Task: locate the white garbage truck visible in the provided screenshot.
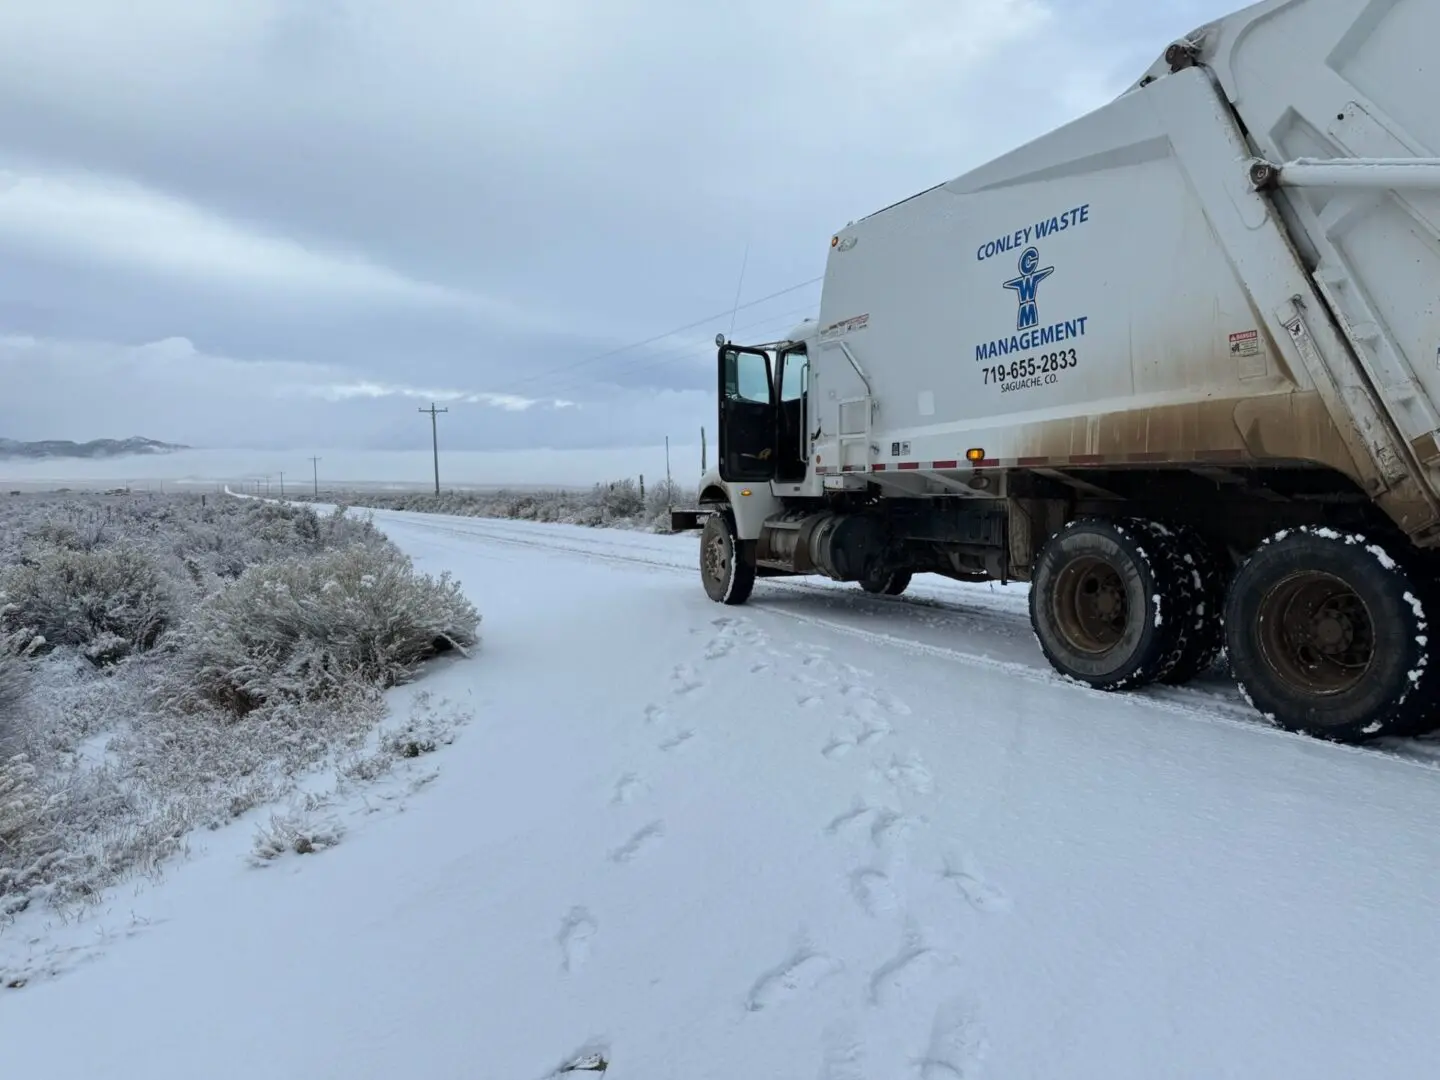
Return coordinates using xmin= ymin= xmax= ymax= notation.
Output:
xmin=674 ymin=0 xmax=1440 ymax=744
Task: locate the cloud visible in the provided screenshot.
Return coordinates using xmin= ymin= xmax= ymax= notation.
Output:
xmin=0 ymin=0 xmax=1218 ymax=471
xmin=288 ymin=379 xmax=576 ymax=412
xmin=0 ymin=163 xmax=556 ymax=332
xmin=0 ymin=333 xmax=668 ymax=453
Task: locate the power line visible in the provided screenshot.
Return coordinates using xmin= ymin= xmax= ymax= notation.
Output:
xmin=727 ymin=243 xmax=750 ymax=338
xmin=537 ymin=304 xmax=820 ymax=400
xmin=489 ymin=275 xmax=822 ymax=396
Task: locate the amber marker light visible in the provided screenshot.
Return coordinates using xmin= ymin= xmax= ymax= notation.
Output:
xmin=966 ymin=448 xmax=985 ymax=462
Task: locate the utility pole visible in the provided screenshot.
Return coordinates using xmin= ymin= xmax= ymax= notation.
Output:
xmin=309 ymin=456 xmax=321 ymax=498
xmin=419 ymin=403 xmax=448 ymax=495
xmin=701 ymin=426 xmax=707 ymax=474
xmin=278 ymin=471 xmax=285 ymax=498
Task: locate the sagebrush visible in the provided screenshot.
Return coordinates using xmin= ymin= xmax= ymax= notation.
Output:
xmin=306 ymin=476 xmax=698 ymax=532
xmin=0 ymin=491 xmax=480 ymax=916
xmin=165 ymin=542 xmax=479 ymax=715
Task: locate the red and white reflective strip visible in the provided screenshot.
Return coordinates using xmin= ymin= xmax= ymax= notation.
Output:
xmin=815 ymin=448 xmax=1250 ymax=475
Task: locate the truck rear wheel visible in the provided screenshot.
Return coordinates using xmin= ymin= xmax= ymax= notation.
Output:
xmin=1157 ymin=525 xmax=1228 ymax=686
xmin=860 ymin=569 xmax=912 ymax=596
xmin=1223 ymin=527 xmax=1436 ymax=742
xmin=1029 ymin=517 xmax=1187 ymax=691
xmin=700 ymin=510 xmax=756 ymax=605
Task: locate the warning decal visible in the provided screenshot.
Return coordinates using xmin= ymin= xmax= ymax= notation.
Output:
xmin=1229 ymin=330 xmax=1261 ymax=357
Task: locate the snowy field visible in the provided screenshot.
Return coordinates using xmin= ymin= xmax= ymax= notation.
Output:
xmin=0 ymin=444 xmax=700 ymax=492
xmin=5 ymin=504 xmax=1440 ymax=1078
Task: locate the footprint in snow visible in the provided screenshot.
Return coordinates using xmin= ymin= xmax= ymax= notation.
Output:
xmin=825 ymin=799 xmax=921 ymax=850
xmin=818 ymin=1019 xmax=866 ymax=1080
xmin=609 ymin=821 xmax=665 ymax=863
xmin=882 ymin=753 xmax=934 ymax=796
xmin=941 ymin=856 xmax=1012 ymax=914
xmin=868 ymin=923 xmax=959 ymax=1007
xmin=557 ymin=907 xmax=597 ymax=973
xmin=857 ymin=720 xmax=892 ymax=747
xmin=916 ymin=998 xmax=989 ymax=1079
xmin=671 ymin=664 xmax=705 ymax=695
xmin=744 ymin=945 xmax=840 ymax=1012
xmin=825 ymin=798 xmax=875 ymax=836
xmin=841 ymin=684 xmax=913 ymax=716
xmin=704 ymin=637 xmax=735 ymax=661
xmin=823 ymin=717 xmax=892 ymax=760
xmin=611 ymin=774 xmax=643 ymax=805
xmin=869 ymin=806 xmax=922 ymax=849
xmin=658 ymin=729 xmax=694 ymax=752
xmin=848 ymin=867 xmax=900 ymax=917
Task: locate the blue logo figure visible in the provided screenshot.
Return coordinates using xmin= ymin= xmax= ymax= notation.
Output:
xmin=1003 ymin=246 xmax=1054 ymax=331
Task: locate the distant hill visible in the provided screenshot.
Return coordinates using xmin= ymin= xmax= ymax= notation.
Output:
xmin=0 ymin=437 xmax=190 ymax=460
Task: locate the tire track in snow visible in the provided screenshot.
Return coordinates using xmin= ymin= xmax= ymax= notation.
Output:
xmin=351 ymin=508 xmax=1361 ymax=702
xmin=378 ymin=513 xmax=1440 ymax=773
xmin=757 ymin=604 xmax=1440 ymax=775
xmin=379 ymin=514 xmax=1244 ymax=705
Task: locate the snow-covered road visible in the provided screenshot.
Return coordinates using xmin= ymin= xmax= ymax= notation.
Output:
xmin=6 ymin=508 xmax=1440 ymax=1078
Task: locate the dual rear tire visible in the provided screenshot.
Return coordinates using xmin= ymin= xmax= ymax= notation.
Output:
xmin=1030 ymin=518 xmax=1438 ymax=743
xmin=1224 ymin=527 xmax=1435 ymax=742
xmin=1029 ymin=517 xmax=1196 ymax=691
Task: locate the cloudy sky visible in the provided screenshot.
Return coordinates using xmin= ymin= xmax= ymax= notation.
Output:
xmin=0 ymin=0 xmax=1223 ymax=456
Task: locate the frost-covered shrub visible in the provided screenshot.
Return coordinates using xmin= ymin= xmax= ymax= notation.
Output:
xmin=0 ymin=753 xmax=56 ymax=901
xmin=0 ymin=544 xmax=178 ymax=655
xmin=167 ymin=542 xmax=480 ymax=715
xmin=594 ymin=478 xmax=645 ymax=520
xmin=310 ymin=476 xmax=701 ymax=532
xmin=0 ymin=492 xmax=480 ymax=914
xmin=0 ymin=650 xmax=27 ymax=748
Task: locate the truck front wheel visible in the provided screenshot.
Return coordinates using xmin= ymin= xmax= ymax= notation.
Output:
xmin=1223 ymin=527 xmax=1437 ymax=742
xmin=1029 ymin=517 xmax=1187 ymax=691
xmin=700 ymin=510 xmax=756 ymax=605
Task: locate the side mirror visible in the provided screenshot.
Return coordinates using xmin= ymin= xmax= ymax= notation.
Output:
xmin=715 ymin=333 xmax=726 ymax=347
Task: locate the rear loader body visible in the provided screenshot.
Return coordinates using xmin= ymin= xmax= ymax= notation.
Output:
xmin=680 ymin=0 xmax=1440 ymax=744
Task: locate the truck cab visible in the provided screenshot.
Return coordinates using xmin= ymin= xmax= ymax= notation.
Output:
xmin=672 ymin=323 xmax=825 ymax=537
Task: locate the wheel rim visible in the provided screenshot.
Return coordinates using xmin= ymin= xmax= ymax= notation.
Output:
xmin=1256 ymin=570 xmax=1375 ymax=697
xmin=703 ymin=528 xmax=730 ymax=588
xmin=1053 ymin=555 xmax=1130 ymax=654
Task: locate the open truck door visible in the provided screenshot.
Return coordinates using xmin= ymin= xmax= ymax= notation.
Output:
xmin=717 ymin=341 xmax=777 ymax=483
